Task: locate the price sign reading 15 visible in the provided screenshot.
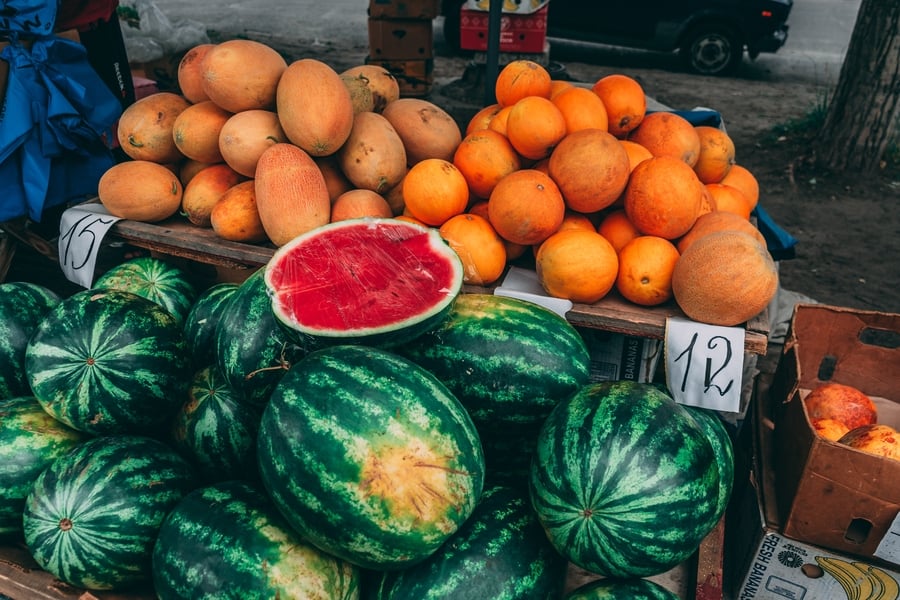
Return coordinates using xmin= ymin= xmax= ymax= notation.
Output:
xmin=664 ymin=317 xmax=745 ymax=413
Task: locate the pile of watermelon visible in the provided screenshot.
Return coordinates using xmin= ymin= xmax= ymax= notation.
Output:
xmin=0 ymin=218 xmax=735 ymax=597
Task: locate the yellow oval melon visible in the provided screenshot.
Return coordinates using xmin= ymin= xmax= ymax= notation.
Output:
xmin=181 ymin=163 xmax=246 ymax=227
xmin=218 ymin=109 xmax=287 ymax=177
xmin=210 ymin=180 xmax=268 ymax=243
xmin=337 ymin=111 xmax=408 ymax=194
xmin=177 ymin=43 xmax=215 ymax=104
xmin=381 ymin=98 xmax=463 ymax=166
xmin=98 ymin=160 xmax=183 ymax=222
xmin=200 ymin=39 xmax=287 ymax=113
xmin=172 ymin=100 xmax=232 ymax=164
xmin=116 ymin=92 xmax=191 ymax=163
xmin=339 ymin=65 xmax=400 ymax=113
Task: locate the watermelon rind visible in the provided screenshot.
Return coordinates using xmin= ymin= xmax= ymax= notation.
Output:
xmin=684 ymin=405 xmax=736 ymax=524
xmin=529 ymin=380 xmax=720 ymax=578
xmin=0 ymin=281 xmax=61 ymax=399
xmin=169 ymin=365 xmax=261 ymax=483
xmin=564 ymin=577 xmax=681 ymax=600
xmin=182 ymin=282 xmax=239 ymax=370
xmin=0 ymin=396 xmax=86 ymax=540
xmin=22 ymin=435 xmax=196 ymax=590
xmin=264 ymin=218 xmax=464 ymax=350
xmin=366 ymin=484 xmax=567 ymax=599
xmin=257 ymin=344 xmax=485 ymax=571
xmin=24 ymin=289 xmax=193 ymax=435
xmin=152 ymin=480 xmax=360 ymax=600
xmin=94 ymin=256 xmax=198 ymax=325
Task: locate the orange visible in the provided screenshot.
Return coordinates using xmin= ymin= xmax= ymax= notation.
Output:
xmin=488 ymin=169 xmax=565 ymax=246
xmin=548 ymin=129 xmax=630 ymax=213
xmin=551 ymin=86 xmax=609 ymax=134
xmin=698 ymin=183 xmax=718 ymax=216
xmin=486 ymin=105 xmax=513 ymax=137
xmin=597 ymin=208 xmax=642 ymax=253
xmin=705 ymin=183 xmax=752 ymax=219
xmin=505 ymin=96 xmax=567 ymax=161
xmin=535 ymin=229 xmax=619 ymax=303
xmin=676 ymin=210 xmax=767 ymax=254
xmin=395 ymin=214 xmax=428 ymax=227
xmin=402 ymin=158 xmax=469 ymax=226
xmin=619 ymin=139 xmax=654 ymax=173
xmin=439 ymin=213 xmax=507 ymax=285
xmin=628 ymin=111 xmax=702 ymax=166
xmin=624 ymin=156 xmax=703 ymax=239
xmin=469 ymin=200 xmax=528 ymax=260
xmin=591 ymin=74 xmax=647 ymax=138
xmin=693 ymin=125 xmax=736 ymax=183
xmin=453 ymin=129 xmax=522 ymax=199
xmin=330 ymin=189 xmax=394 ymax=222
xmin=549 ymin=79 xmax=575 ymax=99
xmin=466 ymin=103 xmax=503 ymax=135
xmin=615 ymin=235 xmax=681 ymax=306
xmin=720 ymin=164 xmax=760 ymax=211
xmin=494 ymin=59 xmax=552 ymax=107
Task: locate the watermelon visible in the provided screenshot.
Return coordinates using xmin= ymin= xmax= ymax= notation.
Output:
xmin=365 ymin=484 xmax=567 ymax=599
xmin=257 ymin=344 xmax=485 ymax=570
xmin=0 ymin=396 xmax=86 ymax=540
xmin=215 ymin=269 xmax=305 ymax=411
xmin=24 ymin=289 xmax=193 ymax=435
xmin=169 ymin=365 xmax=261 ymax=483
xmin=153 ymin=480 xmax=360 ymax=599
xmin=529 ymin=380 xmax=720 ymax=578
xmin=94 ymin=256 xmax=198 ymax=325
xmin=182 ymin=282 xmax=238 ymax=369
xmin=564 ymin=577 xmax=681 ymax=600
xmin=397 ymin=293 xmax=591 ymax=431
xmin=684 ymin=405 xmax=736 ymax=524
xmin=0 ymin=281 xmax=61 ymax=399
xmin=264 ymin=218 xmax=464 ymax=350
xmin=22 ymin=435 xmax=196 ymax=590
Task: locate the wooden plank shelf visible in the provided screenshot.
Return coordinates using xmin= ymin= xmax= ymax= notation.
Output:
xmin=107 ymin=217 xmax=770 ymax=355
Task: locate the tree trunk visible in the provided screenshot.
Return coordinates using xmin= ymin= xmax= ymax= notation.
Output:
xmin=814 ymin=0 xmax=900 ymax=173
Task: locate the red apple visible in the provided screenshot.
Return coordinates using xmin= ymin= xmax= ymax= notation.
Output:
xmin=811 ymin=417 xmax=851 ymax=442
xmin=839 ymin=424 xmax=900 ymax=461
xmin=804 ymin=382 xmax=877 ymax=431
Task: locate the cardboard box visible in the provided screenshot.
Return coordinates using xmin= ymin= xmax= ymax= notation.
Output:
xmin=368 ymin=0 xmax=440 ymax=20
xmin=577 ymin=327 xmax=662 ymax=383
xmin=725 ymin=364 xmax=900 ymax=598
xmin=365 ymin=57 xmax=434 ymax=97
xmin=771 ymin=304 xmax=900 ymax=564
xmin=464 ymin=0 xmax=550 ymax=15
xmin=459 ymin=4 xmax=548 ymax=53
xmin=368 ymin=17 xmax=434 ymax=60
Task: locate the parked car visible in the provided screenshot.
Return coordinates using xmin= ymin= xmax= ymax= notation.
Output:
xmin=439 ymin=0 xmax=793 ymax=76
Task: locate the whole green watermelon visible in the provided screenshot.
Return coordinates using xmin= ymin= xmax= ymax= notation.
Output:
xmin=182 ymin=282 xmax=238 ymax=370
xmin=169 ymin=365 xmax=261 ymax=483
xmin=94 ymin=256 xmax=198 ymax=325
xmin=0 ymin=281 xmax=61 ymax=398
xmin=684 ymin=405 xmax=735 ymax=524
xmin=153 ymin=480 xmax=360 ymax=599
xmin=0 ymin=396 xmax=86 ymax=540
xmin=529 ymin=380 xmax=720 ymax=578
xmin=258 ymin=344 xmax=485 ymax=571
xmin=366 ymin=484 xmax=567 ymax=599
xmin=24 ymin=289 xmax=192 ymax=435
xmin=23 ymin=435 xmax=196 ymax=590
xmin=564 ymin=577 xmax=681 ymax=599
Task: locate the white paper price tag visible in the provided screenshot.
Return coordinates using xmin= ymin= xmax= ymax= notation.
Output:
xmin=58 ymin=203 xmax=122 ymax=289
xmin=664 ymin=316 xmax=744 ymax=413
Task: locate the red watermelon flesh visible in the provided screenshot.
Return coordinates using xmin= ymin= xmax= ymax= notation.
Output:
xmin=264 ymin=218 xmax=464 ymax=348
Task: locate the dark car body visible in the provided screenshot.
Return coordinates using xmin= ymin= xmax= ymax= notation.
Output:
xmin=441 ymin=0 xmax=793 ymax=76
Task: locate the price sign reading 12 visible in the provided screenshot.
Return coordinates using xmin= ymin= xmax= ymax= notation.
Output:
xmin=664 ymin=316 xmax=745 ymax=413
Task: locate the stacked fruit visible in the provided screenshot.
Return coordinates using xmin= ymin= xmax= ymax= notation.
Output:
xmin=805 ymin=382 xmax=900 ymax=459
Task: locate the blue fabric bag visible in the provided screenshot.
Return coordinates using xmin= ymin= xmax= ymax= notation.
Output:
xmin=0 ymin=0 xmax=58 ymax=37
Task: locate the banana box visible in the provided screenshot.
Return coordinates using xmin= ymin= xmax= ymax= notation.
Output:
xmin=464 ymin=0 xmax=549 ymax=15
xmin=459 ymin=4 xmax=548 ymax=53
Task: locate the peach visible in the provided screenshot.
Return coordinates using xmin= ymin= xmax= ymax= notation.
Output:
xmin=839 ymin=424 xmax=900 ymax=461
xmin=804 ymin=382 xmax=877 ymax=431
xmin=811 ymin=417 xmax=851 ymax=442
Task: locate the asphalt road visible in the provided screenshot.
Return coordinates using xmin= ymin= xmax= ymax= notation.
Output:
xmin=144 ymin=0 xmax=861 ymax=84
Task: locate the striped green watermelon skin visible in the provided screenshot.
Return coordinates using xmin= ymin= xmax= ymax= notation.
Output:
xmin=215 ymin=269 xmax=304 ymax=411
xmin=152 ymin=480 xmax=360 ymax=600
xmin=397 ymin=293 xmax=591 ymax=431
xmin=169 ymin=365 xmax=261 ymax=483
xmin=182 ymin=282 xmax=238 ymax=370
xmin=366 ymin=484 xmax=567 ymax=599
xmin=529 ymin=380 xmax=719 ymax=578
xmin=0 ymin=396 xmax=86 ymax=540
xmin=564 ymin=577 xmax=681 ymax=600
xmin=94 ymin=257 xmax=198 ymax=325
xmin=24 ymin=289 xmax=193 ymax=435
xmin=684 ymin=405 xmax=735 ymax=524
xmin=0 ymin=282 xmax=61 ymax=399
xmin=22 ymin=435 xmax=196 ymax=590
xmin=257 ymin=344 xmax=485 ymax=571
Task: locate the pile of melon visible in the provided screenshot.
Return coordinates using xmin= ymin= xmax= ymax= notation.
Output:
xmin=98 ymin=38 xmax=777 ymax=328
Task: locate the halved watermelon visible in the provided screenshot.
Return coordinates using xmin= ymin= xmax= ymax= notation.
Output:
xmin=263 ymin=218 xmax=464 ymax=349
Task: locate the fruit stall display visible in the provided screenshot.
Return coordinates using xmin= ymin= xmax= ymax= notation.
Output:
xmin=0 ymin=39 xmax=785 ymax=598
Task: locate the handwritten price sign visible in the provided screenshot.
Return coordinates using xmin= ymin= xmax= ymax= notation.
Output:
xmin=58 ymin=204 xmax=122 ymax=288
xmin=664 ymin=317 xmax=745 ymax=413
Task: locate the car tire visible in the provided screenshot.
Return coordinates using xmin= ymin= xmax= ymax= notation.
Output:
xmin=680 ymin=25 xmax=743 ymax=76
